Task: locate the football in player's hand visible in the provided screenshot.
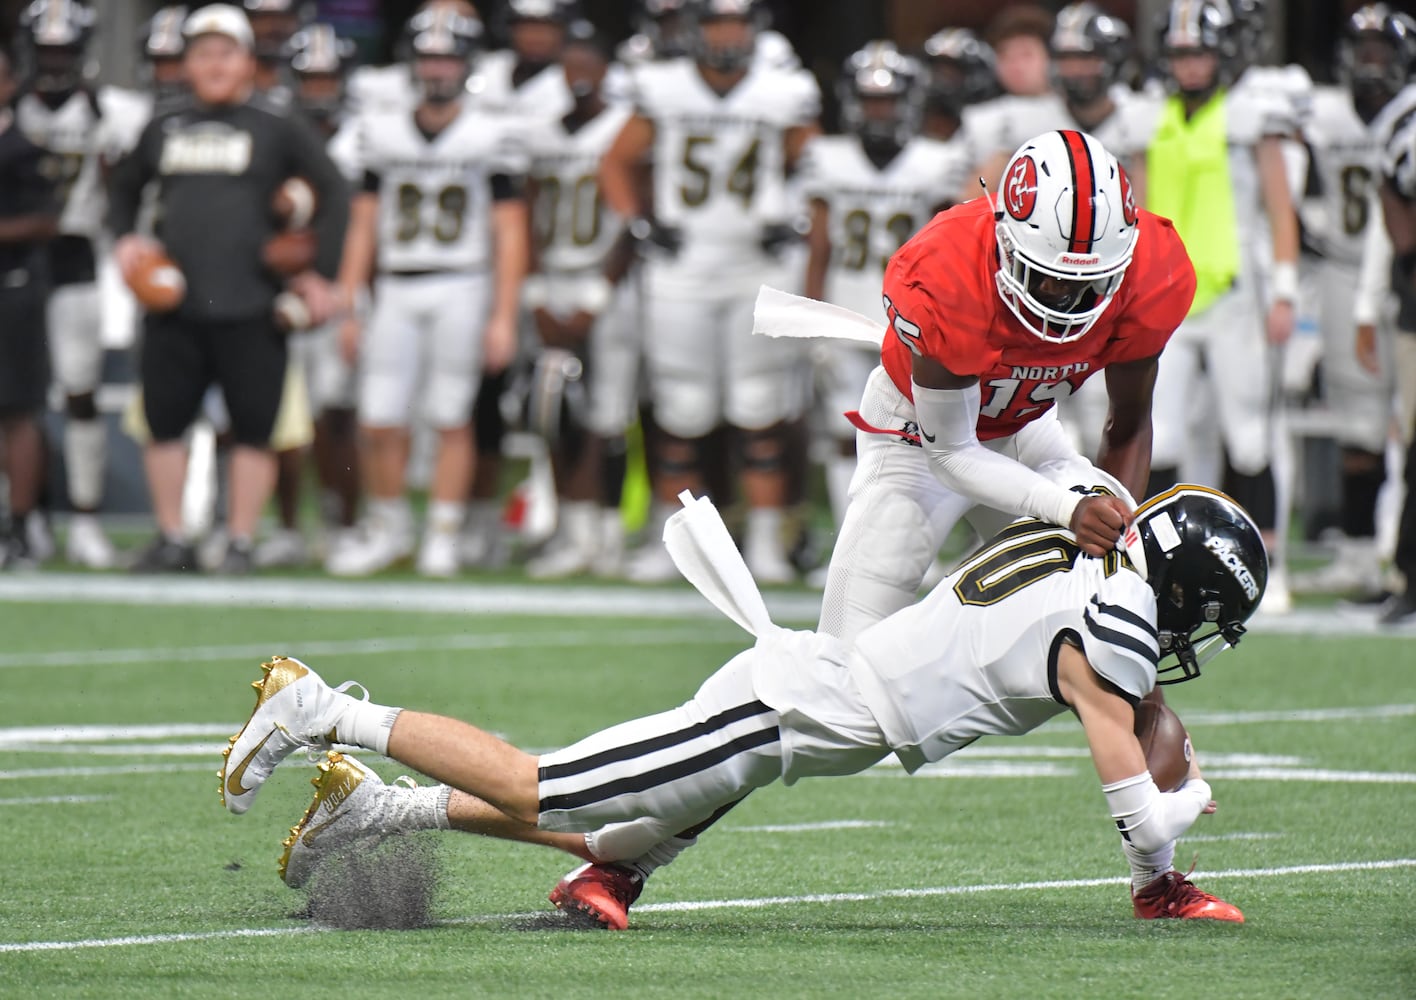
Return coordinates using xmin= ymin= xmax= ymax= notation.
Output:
xmin=1134 ymin=697 xmax=1192 ymax=792
xmin=263 ymin=229 xmax=318 ymax=277
xmin=125 ymin=245 xmax=186 ymax=313
xmin=271 ymin=176 xmax=317 ymax=230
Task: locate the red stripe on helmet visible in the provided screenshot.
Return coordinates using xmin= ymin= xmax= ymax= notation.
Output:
xmin=1060 ymin=130 xmax=1096 ymax=255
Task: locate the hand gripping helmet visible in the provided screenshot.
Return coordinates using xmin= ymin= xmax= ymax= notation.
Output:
xmin=993 ymin=129 xmax=1140 ymax=343
xmin=838 ymin=41 xmax=924 ymax=148
xmin=1050 ymin=3 xmax=1133 ymax=106
xmin=1122 ymin=485 xmax=1268 ymax=684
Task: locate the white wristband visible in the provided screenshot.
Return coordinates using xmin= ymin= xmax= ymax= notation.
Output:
xmin=579 ymin=274 xmax=613 ymax=315
xmin=522 ymin=275 xmax=549 ymax=311
xmin=1270 ymin=261 xmax=1298 ymax=304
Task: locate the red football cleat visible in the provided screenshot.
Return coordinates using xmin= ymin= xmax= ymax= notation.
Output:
xmin=1133 ymin=870 xmax=1244 ymax=923
xmin=548 ymin=863 xmax=645 ymax=931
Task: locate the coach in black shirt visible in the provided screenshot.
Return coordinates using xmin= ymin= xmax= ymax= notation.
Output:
xmin=108 ymin=4 xmax=347 ymax=573
xmin=0 ymin=47 xmax=57 ymax=568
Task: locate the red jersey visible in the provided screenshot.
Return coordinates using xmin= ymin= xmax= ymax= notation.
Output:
xmin=879 ymin=198 xmax=1196 ymax=441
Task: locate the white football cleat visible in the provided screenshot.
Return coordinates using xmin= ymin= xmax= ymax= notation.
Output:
xmin=280 ymin=751 xmax=396 ymax=888
xmin=65 ymin=515 xmax=116 ymax=569
xmin=326 ymin=522 xmax=412 ymax=577
xmin=218 ymin=656 xmax=366 ymax=815
xmin=526 ymin=539 xmax=596 ymax=580
xmin=254 ymin=528 xmax=310 ymax=568
xmin=623 ymin=541 xmax=678 ymax=584
xmin=416 ymin=531 xmax=460 ymax=578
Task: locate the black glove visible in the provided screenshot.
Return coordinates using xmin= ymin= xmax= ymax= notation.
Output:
xmin=629 ymin=217 xmax=683 ymax=260
xmin=759 ymin=222 xmax=800 ymax=260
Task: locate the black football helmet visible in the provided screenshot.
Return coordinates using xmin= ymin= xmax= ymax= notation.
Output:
xmin=18 ymin=0 xmax=96 ymax=95
xmin=687 ymin=0 xmax=766 ymax=73
xmin=1050 ymin=3 xmax=1132 ymax=106
xmin=405 ymin=7 xmax=483 ymax=104
xmin=636 ymin=0 xmax=691 ymax=59
xmin=838 ymin=41 xmax=924 ymax=148
xmin=1337 ymin=4 xmax=1416 ymax=124
xmin=286 ymin=23 xmax=355 ymax=125
xmin=1158 ymin=0 xmax=1232 ymax=98
xmin=244 ymin=0 xmax=308 ymax=66
xmin=921 ymin=28 xmax=999 ymax=118
xmin=1122 ymin=485 xmax=1268 ymax=684
xmin=139 ymin=5 xmax=188 ymax=101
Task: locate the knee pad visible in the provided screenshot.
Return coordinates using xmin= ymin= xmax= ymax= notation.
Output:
xmin=1222 ymin=462 xmax=1276 ymax=529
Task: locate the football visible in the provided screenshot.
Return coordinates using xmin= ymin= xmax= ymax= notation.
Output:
xmin=262 ymin=228 xmax=318 ymax=277
xmin=1134 ymin=696 xmax=1193 ymax=792
xmin=271 ymin=176 xmax=317 ymax=229
xmin=125 ymin=245 xmax=186 ymax=313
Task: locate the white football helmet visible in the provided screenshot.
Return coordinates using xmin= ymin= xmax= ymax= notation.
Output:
xmin=993 ymin=130 xmax=1140 ymax=343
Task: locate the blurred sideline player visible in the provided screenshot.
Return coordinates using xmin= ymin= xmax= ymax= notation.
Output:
xmin=1048 ymin=4 xmax=1160 ymax=458
xmin=15 ymin=0 xmax=145 ymax=567
xmin=600 ymin=0 xmax=821 ymax=584
xmin=345 ymin=1 xmax=480 ymax=116
xmin=460 ymin=0 xmax=577 ymax=567
xmin=800 ymin=41 xmax=965 ymax=531
xmin=256 ymin=23 xmax=363 ymax=570
xmin=919 ymin=27 xmax=997 ymax=145
xmin=1363 ymin=9 xmax=1416 ymax=626
xmin=244 ymin=0 xmax=302 ymax=106
xmin=1139 ymin=0 xmax=1299 ymax=614
xmin=521 ymin=29 xmax=637 ymax=579
xmin=330 ymin=9 xmax=528 ymax=577
xmin=1297 ymin=5 xmax=1416 ymax=597
xmin=966 ymin=5 xmax=1067 ymax=196
xmin=0 ymin=46 xmax=58 ymax=570
xmin=222 ymin=473 xmax=1266 ymax=931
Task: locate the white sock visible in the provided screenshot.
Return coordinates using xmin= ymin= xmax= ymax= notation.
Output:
xmin=335 ymin=697 xmax=401 ymax=755
xmin=1124 ymin=839 xmax=1176 ymax=892
xmin=621 ymin=834 xmax=695 ymax=882
xmin=426 ymin=500 xmax=465 ymax=536
xmin=385 ymin=783 xmax=452 ymax=833
xmin=745 ymin=507 xmax=784 ymax=554
xmin=562 ymin=501 xmax=598 ymax=549
xmin=368 ymin=496 xmax=411 ymax=534
xmin=65 ymin=419 xmax=107 ymax=510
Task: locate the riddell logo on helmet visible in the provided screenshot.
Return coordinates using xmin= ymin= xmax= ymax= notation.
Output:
xmin=1058 ymin=253 xmax=1101 ymax=265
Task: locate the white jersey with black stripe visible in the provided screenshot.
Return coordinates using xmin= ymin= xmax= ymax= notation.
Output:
xmin=1373 ymin=83 xmax=1416 ymax=198
xmin=847 ymin=517 xmax=1160 ymax=772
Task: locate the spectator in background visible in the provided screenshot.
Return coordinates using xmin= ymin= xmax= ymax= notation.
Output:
xmin=108 ymin=4 xmax=348 ymax=574
xmin=967 ymin=4 xmax=1065 ymax=192
xmin=0 ymin=47 xmax=58 ymax=569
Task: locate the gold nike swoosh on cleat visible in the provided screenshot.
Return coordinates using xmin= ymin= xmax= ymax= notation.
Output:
xmin=225 ymin=729 xmax=277 ymax=798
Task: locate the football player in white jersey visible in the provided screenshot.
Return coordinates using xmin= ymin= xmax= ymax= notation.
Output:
xmin=253 ymin=22 xmax=364 ymax=572
xmin=1139 ymin=0 xmax=1300 ymax=614
xmin=224 ymin=477 xmax=1264 ymax=929
xmin=329 ymin=9 xmax=529 ymax=577
xmin=600 ymin=0 xmax=821 ymax=583
xmin=473 ymin=0 xmax=576 ymax=119
xmin=520 ymin=30 xmax=638 ymax=579
xmin=1048 ymin=5 xmax=1160 ymax=459
xmin=1288 ymin=8 xmax=1406 ymax=597
xmin=243 ymin=0 xmax=302 ymax=108
xmin=14 ymin=0 xmax=143 ymax=567
xmin=801 ymin=42 xmax=966 ymax=529
xmin=966 ymin=5 xmax=1070 ymax=194
xmin=919 ymin=27 xmax=998 ymax=145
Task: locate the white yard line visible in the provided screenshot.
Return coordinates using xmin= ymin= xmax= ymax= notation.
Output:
xmin=0 ymin=762 xmax=215 ymax=781
xmin=1181 ymin=832 xmax=1284 ymax=843
xmin=1205 ymin=767 xmax=1416 ymax=784
xmin=0 ymin=794 xmax=111 ymax=806
xmin=2 ymin=858 xmax=1410 ymax=953
xmin=0 ymin=626 xmax=739 ymax=670
xmin=726 ymin=820 xmax=892 ymax=834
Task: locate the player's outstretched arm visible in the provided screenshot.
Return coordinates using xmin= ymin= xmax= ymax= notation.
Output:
xmin=1056 ymin=642 xmax=1212 ymax=851
xmin=909 ymin=354 xmax=1126 ymax=554
xmin=1097 ymin=353 xmax=1159 ymax=503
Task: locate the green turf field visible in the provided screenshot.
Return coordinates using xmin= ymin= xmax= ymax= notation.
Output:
xmin=1 ymin=582 xmax=1413 ymax=999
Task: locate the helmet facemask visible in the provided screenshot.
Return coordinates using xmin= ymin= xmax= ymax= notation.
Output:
xmin=993 ymin=224 xmax=1131 ymax=343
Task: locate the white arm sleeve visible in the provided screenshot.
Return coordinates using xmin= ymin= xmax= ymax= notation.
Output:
xmin=911 ymin=380 xmax=1083 ymax=529
xmin=1354 ymin=199 xmax=1392 ymax=327
xmin=1102 ymin=772 xmax=1212 ymax=854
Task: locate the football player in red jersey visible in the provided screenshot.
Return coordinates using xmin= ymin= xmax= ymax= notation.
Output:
xmin=818 ymin=128 xmax=1197 ymax=641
